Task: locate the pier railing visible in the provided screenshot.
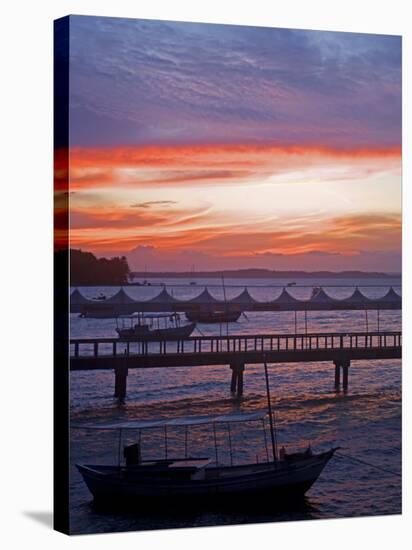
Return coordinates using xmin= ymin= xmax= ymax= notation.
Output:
xmin=70 ymin=331 xmax=401 ymax=359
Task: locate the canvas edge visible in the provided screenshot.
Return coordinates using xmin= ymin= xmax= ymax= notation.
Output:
xmin=53 ymin=14 xmax=70 ymax=535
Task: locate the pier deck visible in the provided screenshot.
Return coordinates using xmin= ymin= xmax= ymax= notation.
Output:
xmin=69 ymin=331 xmax=401 ymax=398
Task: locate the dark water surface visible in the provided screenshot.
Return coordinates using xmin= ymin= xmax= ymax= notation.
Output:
xmin=69 ymin=277 xmax=401 ymax=534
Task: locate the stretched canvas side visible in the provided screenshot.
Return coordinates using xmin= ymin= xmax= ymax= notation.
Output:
xmin=53 ymin=15 xmax=70 ymax=535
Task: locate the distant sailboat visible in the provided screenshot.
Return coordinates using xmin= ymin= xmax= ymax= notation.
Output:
xmin=189 ymin=264 xmax=197 ymax=285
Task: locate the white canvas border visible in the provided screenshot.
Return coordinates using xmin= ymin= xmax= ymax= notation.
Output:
xmin=0 ymin=0 xmax=409 ymax=548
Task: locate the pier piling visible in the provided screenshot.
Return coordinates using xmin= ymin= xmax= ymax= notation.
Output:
xmin=230 ymin=362 xmax=245 ymax=398
xmin=334 ymin=361 xmax=341 ymax=391
xmin=333 ymin=359 xmax=350 ymax=392
xmin=237 ymin=368 xmax=244 ymax=397
xmin=114 ymin=365 xmax=129 ymax=400
xmin=342 ymin=361 xmax=350 ymax=392
xmin=230 ymin=368 xmax=237 ymax=393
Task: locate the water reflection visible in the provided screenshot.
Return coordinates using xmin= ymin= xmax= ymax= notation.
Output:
xmin=69 ymin=277 xmax=401 ymax=533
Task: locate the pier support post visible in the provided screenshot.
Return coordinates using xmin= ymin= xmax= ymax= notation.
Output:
xmin=342 ymin=360 xmax=350 ymax=393
xmin=114 ymin=365 xmax=129 ymax=401
xmin=230 ymin=368 xmax=237 ymax=393
xmin=333 ymin=361 xmax=341 ymax=391
xmin=230 ymin=362 xmax=245 ymax=398
xmin=237 ymin=367 xmax=244 ymax=397
xmin=333 ymin=359 xmax=350 ymax=392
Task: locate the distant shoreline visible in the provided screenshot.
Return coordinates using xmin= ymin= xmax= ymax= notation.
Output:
xmin=129 ymin=270 xmax=401 ymax=279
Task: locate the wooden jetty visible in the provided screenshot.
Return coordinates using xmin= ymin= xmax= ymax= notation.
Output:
xmin=69 ymin=330 xmax=401 ymax=399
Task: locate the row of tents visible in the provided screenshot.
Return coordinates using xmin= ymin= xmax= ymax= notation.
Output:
xmin=70 ymin=286 xmax=402 ymax=313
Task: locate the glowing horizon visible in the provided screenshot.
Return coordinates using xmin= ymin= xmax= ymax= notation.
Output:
xmin=62 ymin=17 xmax=402 ymax=272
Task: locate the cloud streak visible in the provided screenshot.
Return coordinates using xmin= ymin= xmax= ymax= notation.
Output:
xmin=66 ymin=143 xmax=401 ymax=190
xmin=68 ymin=207 xmax=401 ymax=261
xmin=68 ymin=16 xmax=401 ymax=148
xmin=62 ymin=17 xmax=402 ymax=271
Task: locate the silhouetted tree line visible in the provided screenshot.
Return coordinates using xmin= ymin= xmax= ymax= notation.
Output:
xmin=55 ymin=248 xmax=130 ymax=285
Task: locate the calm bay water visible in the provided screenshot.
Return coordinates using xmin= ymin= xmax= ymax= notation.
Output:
xmin=69 ymin=277 xmax=401 ymax=534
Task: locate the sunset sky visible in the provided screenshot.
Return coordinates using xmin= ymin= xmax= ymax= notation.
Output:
xmin=63 ymin=16 xmax=402 ymax=272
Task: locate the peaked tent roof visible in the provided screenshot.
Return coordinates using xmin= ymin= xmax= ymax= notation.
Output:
xmin=188 ymin=288 xmax=221 ymax=304
xmin=341 ymin=288 xmax=372 ymax=304
xmin=148 ymin=288 xmax=179 ymax=303
xmin=104 ymin=288 xmax=136 ymax=304
xmin=309 ymin=287 xmax=337 ymax=303
xmin=70 ymin=288 xmax=91 ymax=304
xmin=229 ymin=288 xmax=257 ymax=304
xmin=374 ymin=287 xmax=402 ymax=303
xmin=272 ymin=288 xmax=301 ymax=304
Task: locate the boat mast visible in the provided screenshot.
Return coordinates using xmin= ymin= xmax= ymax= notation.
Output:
xmin=117 ymin=428 xmax=123 ymax=467
xmin=221 ymin=274 xmax=229 ymax=336
xmin=263 ymin=355 xmax=278 ymax=463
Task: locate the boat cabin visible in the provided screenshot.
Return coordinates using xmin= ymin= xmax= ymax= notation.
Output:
xmin=117 ymin=312 xmax=183 ymax=331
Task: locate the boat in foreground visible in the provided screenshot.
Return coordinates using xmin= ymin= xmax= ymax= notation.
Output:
xmin=75 ymin=410 xmax=337 ymax=506
xmin=77 ymin=448 xmax=336 ymax=504
xmin=75 ymin=360 xmax=338 ymax=507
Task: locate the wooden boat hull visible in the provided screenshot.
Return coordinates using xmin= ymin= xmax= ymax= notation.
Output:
xmin=116 ymin=322 xmax=196 ymax=341
xmin=76 ymin=449 xmax=335 ymax=505
xmin=185 ymin=311 xmax=241 ymax=323
xmin=79 ymin=309 xmax=117 ymax=318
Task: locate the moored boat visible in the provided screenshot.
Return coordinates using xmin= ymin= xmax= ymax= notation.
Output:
xmin=75 ymin=359 xmax=338 ymax=508
xmin=116 ymin=312 xmax=196 ymax=340
xmin=185 ymin=310 xmax=241 ymax=323
xmin=77 ymin=447 xmax=337 ymax=504
xmin=79 ymin=305 xmax=118 ymax=318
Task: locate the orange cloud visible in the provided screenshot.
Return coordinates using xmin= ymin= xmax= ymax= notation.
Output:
xmin=68 ymin=209 xmax=401 ymax=259
xmin=63 ymin=143 xmax=401 ymax=263
xmin=70 ymin=203 xmax=213 ymax=231
xmin=67 ymin=143 xmax=401 ymax=190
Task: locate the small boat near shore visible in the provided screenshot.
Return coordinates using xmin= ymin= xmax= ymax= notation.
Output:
xmin=116 ymin=312 xmax=196 ymax=341
xmin=185 ymin=310 xmax=241 ymax=323
xmin=79 ymin=308 xmax=117 ymax=319
xmin=75 ymin=360 xmax=338 ymax=507
xmin=77 ymin=446 xmax=337 ymax=504
xmin=92 ymin=292 xmax=107 ymax=300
